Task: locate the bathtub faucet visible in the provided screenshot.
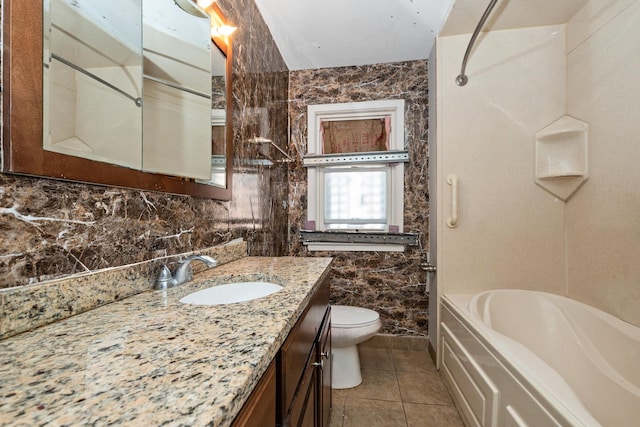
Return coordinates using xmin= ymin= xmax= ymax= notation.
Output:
xmin=154 ymin=255 xmax=218 ymax=290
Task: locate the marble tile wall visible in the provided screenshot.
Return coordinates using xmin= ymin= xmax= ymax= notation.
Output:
xmin=0 ymin=0 xmax=289 ymax=290
xmin=1 ymin=2 xmax=430 ymax=338
xmin=219 ymin=0 xmax=290 ymax=257
xmin=287 ymin=62 xmax=430 ymax=335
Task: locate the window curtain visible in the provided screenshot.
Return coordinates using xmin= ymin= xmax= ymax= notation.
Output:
xmin=321 ymin=118 xmax=390 ymax=154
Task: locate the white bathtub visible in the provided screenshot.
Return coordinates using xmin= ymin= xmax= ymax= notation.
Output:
xmin=440 ymin=290 xmax=640 ymax=427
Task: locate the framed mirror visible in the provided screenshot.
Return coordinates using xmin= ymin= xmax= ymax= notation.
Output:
xmin=2 ymin=0 xmax=233 ymax=200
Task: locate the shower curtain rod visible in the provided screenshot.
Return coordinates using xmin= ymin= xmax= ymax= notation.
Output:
xmin=455 ymin=0 xmax=500 ymax=86
xmin=51 ymin=54 xmax=143 ymax=107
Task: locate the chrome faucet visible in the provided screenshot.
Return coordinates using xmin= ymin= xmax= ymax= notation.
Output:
xmin=154 ymin=255 xmax=218 ymax=290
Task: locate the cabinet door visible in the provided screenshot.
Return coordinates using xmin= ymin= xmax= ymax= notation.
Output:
xmin=284 ymin=342 xmax=318 ymax=427
xmin=299 ymin=372 xmax=317 ymax=427
xmin=279 ymin=279 xmax=330 ymax=417
xmin=232 ymin=361 xmax=276 ymax=427
xmin=317 ymin=311 xmax=331 ymax=427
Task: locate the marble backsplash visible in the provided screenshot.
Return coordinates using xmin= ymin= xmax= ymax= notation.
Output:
xmin=0 ymin=240 xmax=247 ymax=340
xmin=288 ymin=62 xmax=431 ymax=335
xmin=0 ymin=0 xmax=290 ymax=289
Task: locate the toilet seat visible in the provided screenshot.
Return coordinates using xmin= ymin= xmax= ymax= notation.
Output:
xmin=332 ymin=305 xmax=380 ymax=328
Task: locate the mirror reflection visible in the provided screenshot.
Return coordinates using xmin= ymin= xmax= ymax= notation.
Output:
xmin=142 ymin=0 xmax=212 ymax=180
xmin=42 ymin=0 xmax=231 ymax=191
xmin=199 ymin=43 xmax=228 ymax=187
xmin=43 ymin=0 xmax=143 ymax=169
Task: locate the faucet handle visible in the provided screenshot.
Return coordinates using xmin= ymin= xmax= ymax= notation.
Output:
xmin=176 ymin=259 xmax=195 ymax=283
xmin=154 ymin=265 xmax=176 ymax=290
xmin=157 ymin=255 xmax=218 ymax=288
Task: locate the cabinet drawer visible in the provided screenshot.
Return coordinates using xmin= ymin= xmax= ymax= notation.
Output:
xmin=279 ymin=278 xmax=330 ymax=417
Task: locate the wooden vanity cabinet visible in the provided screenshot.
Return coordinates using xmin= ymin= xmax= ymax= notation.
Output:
xmin=232 ymin=277 xmax=331 ymax=427
xmin=317 ymin=315 xmax=331 ymax=427
xmin=279 ymin=277 xmax=331 ymax=427
xmin=231 ymin=361 xmax=277 ymax=427
xmin=284 ymin=341 xmax=318 ymax=427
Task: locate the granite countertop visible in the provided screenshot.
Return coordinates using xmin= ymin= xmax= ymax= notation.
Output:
xmin=0 ymin=256 xmax=333 ymax=426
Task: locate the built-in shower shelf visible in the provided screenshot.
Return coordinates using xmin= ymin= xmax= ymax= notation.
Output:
xmin=537 ymin=172 xmax=585 ymax=179
xmin=536 ymin=130 xmax=584 ymax=143
xmin=535 ymin=115 xmax=589 ymax=201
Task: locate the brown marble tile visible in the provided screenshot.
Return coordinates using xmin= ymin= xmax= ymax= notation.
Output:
xmin=219 ymin=0 xmax=290 ymax=258
xmin=287 ymin=62 xmax=430 ymax=336
xmin=0 ymin=0 xmax=290 ymax=291
xmin=1 ymin=3 xmax=431 ymax=339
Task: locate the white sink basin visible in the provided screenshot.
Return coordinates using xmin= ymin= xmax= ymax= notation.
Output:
xmin=179 ymin=281 xmax=284 ymax=305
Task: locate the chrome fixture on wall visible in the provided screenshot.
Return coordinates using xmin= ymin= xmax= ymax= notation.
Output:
xmin=455 ymin=0 xmax=501 ymax=86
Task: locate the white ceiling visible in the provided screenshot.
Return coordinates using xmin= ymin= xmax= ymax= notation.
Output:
xmin=441 ymin=0 xmax=589 ymax=36
xmin=253 ymin=0 xmax=455 ymax=70
xmin=252 ymin=0 xmax=592 ymax=71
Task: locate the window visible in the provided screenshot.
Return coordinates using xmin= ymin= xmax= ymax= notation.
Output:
xmin=323 ymin=166 xmax=387 ymax=230
xmin=304 ymin=100 xmax=407 ymax=251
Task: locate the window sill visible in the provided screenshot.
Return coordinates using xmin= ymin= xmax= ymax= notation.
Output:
xmin=299 ymin=230 xmax=418 ymax=252
xmin=303 ymin=242 xmax=406 ymax=252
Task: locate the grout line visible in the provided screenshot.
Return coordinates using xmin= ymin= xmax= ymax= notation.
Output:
xmin=333 ymin=346 xmax=462 ymax=426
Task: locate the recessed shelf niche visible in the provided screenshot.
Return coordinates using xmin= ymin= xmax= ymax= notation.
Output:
xmin=535 ymin=115 xmax=589 ymax=201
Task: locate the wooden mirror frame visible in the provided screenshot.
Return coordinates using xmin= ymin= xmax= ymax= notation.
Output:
xmin=2 ymin=0 xmax=233 ymax=200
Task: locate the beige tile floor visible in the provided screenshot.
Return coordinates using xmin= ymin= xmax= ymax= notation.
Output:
xmin=330 ymin=343 xmax=465 ymax=427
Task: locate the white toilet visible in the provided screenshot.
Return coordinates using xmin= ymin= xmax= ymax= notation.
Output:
xmin=331 ymin=305 xmax=382 ymax=389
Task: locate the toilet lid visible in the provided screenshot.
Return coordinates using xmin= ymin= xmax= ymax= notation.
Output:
xmin=332 ymin=305 xmax=380 ymax=328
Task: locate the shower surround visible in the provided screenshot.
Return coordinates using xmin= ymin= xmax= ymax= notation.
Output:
xmin=430 ymin=0 xmax=640 ymax=356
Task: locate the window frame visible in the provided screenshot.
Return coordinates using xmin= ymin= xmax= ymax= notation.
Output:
xmin=305 ymin=100 xmax=406 ymax=252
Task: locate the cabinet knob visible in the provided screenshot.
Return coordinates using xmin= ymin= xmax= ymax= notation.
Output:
xmin=312 ymin=361 xmax=324 ymax=368
xmin=321 ymin=352 xmax=330 ymax=359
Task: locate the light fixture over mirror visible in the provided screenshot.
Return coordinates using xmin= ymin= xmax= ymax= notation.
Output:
xmin=181 ymin=0 xmax=236 ymax=44
xmin=212 ymin=25 xmax=238 ymax=38
xmin=196 ymin=0 xmax=218 ymax=8
xmin=205 ymin=2 xmax=237 ymax=41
